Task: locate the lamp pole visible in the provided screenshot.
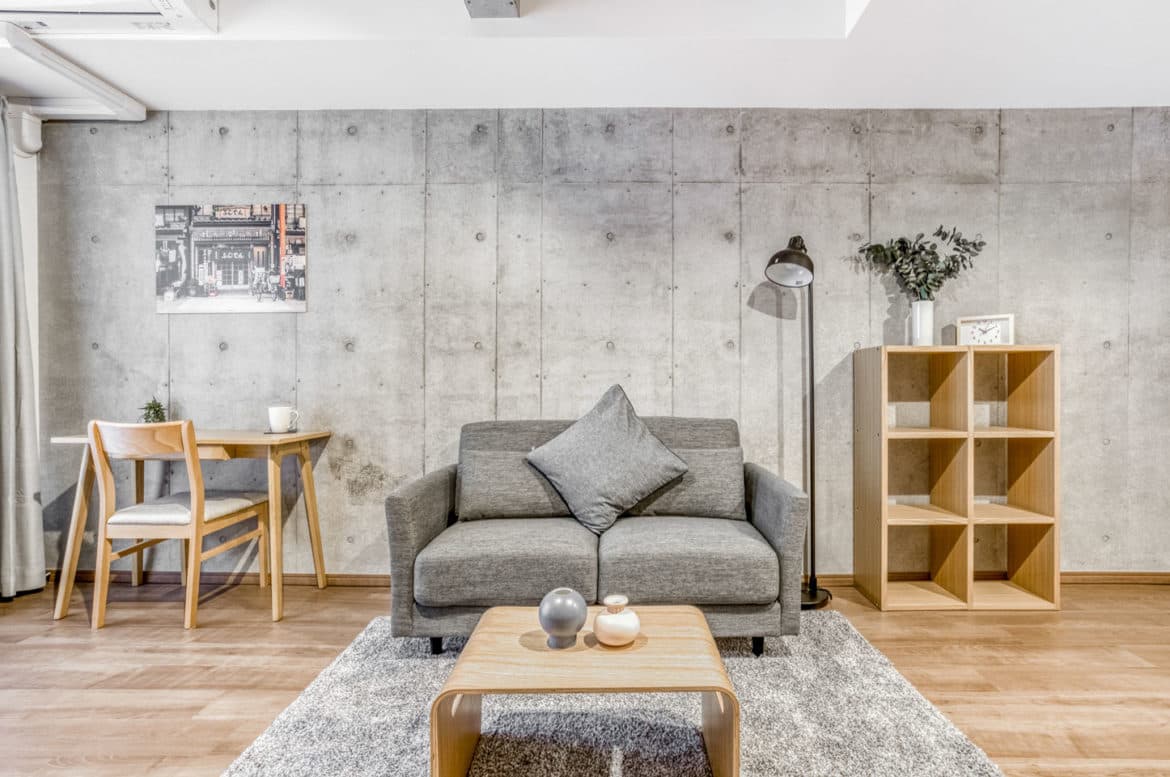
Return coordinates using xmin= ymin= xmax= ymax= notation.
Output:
xmin=764 ymin=236 xmax=831 ymax=610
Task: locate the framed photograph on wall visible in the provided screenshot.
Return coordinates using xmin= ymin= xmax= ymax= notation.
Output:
xmin=155 ymin=203 xmax=307 ymax=313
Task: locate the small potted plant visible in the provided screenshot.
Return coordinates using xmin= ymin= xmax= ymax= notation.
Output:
xmin=140 ymin=397 xmax=166 ymax=423
xmin=858 ymin=226 xmax=985 ymax=345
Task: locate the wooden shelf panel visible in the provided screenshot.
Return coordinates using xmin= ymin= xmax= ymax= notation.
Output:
xmin=968 ymin=345 xmax=1058 ymax=354
xmin=888 ymin=503 xmax=968 ymax=525
xmin=970 ymin=503 xmax=1055 ymax=524
xmin=971 ymin=579 xmax=1058 ymax=610
xmin=885 ymin=580 xmax=969 ymax=610
xmin=887 ymin=426 xmax=968 ymax=439
xmin=973 ymin=426 xmax=1055 ymax=439
xmin=883 ymin=345 xmax=969 ymax=353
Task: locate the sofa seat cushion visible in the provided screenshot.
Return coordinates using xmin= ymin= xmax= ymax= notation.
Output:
xmin=414 ymin=518 xmax=598 ymax=607
xmin=598 ymin=516 xmax=778 ymax=605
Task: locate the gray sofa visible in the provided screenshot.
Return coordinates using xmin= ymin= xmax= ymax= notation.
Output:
xmin=385 ymin=417 xmax=809 ymax=655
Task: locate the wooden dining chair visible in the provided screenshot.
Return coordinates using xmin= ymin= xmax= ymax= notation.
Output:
xmin=87 ymin=419 xmax=270 ymax=629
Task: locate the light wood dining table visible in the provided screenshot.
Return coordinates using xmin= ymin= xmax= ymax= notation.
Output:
xmin=50 ymin=429 xmax=332 ymax=623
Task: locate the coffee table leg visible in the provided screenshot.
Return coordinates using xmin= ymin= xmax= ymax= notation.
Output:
xmin=702 ymin=690 xmax=741 ymax=777
xmin=430 ymin=692 xmax=482 ymax=777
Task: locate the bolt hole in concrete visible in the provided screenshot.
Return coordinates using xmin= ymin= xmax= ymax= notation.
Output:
xmin=219 ymin=342 xmax=229 ymax=351
xmin=218 ymin=126 xmax=229 ymax=136
xmin=975 ymin=125 xmax=984 ymax=135
xmin=1105 ymin=232 xmax=1113 ymax=240
xmin=345 ymin=341 xmax=355 ymax=352
xmin=724 ymin=231 xmax=736 ymax=242
xmin=475 ymin=124 xmax=487 ymax=134
xmin=91 ymin=235 xmax=100 ymax=243
xmin=725 ymin=124 xmax=736 ymax=134
xmin=606 ymin=341 xmax=615 ymax=350
xmin=89 ymin=127 xmax=98 ymax=135
xmin=606 ymin=232 xmax=615 ymax=241
xmin=476 ymin=232 xmax=486 ymax=242
xmin=605 ymin=123 xmax=616 ymax=134
xmin=347 ymin=125 xmax=358 ymax=135
xmin=1107 ymin=123 xmax=1115 ymax=132
xmin=1104 ymin=341 xmax=1112 ymax=350
xmin=726 ymin=340 xmax=736 ymax=350
xmin=91 ymin=342 xmax=99 ymax=351
xmin=851 ymin=125 xmax=861 ymax=134
xmin=345 ymin=233 xmax=356 ymax=243
xmin=474 ymin=341 xmax=483 ymax=350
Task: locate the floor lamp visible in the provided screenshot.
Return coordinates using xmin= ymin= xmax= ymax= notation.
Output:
xmin=765 ymin=236 xmax=831 ymax=609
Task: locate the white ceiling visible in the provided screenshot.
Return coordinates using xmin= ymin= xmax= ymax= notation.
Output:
xmin=10 ymin=0 xmax=1170 ymax=111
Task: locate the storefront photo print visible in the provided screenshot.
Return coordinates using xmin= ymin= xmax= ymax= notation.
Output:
xmin=155 ymin=203 xmax=307 ymax=313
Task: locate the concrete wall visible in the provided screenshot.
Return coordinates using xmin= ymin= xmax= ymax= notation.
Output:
xmin=38 ymin=108 xmax=1170 ymax=579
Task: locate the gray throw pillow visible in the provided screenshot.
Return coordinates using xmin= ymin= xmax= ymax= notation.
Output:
xmin=526 ymin=385 xmax=688 ymax=534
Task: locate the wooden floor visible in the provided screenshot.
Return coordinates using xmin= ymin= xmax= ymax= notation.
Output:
xmin=1 ymin=582 xmax=1168 ymax=776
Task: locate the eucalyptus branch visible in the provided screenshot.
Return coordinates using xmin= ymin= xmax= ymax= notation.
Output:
xmin=858 ymin=226 xmax=985 ymax=302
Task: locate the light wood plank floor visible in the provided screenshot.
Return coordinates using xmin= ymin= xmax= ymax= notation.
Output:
xmin=1 ymin=582 xmax=1167 ymax=776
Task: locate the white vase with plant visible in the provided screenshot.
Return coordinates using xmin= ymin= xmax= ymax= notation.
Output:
xmin=859 ymin=226 xmax=986 ymax=346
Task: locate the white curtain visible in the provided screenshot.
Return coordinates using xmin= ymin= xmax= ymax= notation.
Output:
xmin=0 ymin=97 xmax=45 ymax=598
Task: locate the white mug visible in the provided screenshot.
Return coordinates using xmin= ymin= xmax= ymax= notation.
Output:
xmin=268 ymin=405 xmax=300 ymax=433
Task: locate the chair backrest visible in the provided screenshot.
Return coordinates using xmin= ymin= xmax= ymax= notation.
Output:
xmin=88 ymin=420 xmax=205 ymax=522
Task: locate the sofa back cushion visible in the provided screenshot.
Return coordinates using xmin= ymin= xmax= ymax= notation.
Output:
xmin=628 ymin=446 xmax=746 ymax=520
xmin=457 ymin=417 xmax=744 ymax=520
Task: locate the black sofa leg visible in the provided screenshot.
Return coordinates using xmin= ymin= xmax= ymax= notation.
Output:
xmin=430 ymin=637 xmax=444 ymax=655
xmin=751 ymin=636 xmax=764 ymax=657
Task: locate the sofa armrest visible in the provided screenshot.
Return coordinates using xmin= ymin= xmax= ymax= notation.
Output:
xmin=385 ymin=464 xmax=457 ymax=636
xmin=744 ymin=463 xmax=809 ymax=634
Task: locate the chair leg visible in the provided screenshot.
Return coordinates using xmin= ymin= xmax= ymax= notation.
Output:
xmin=183 ymin=536 xmax=201 ymax=629
xmin=257 ymin=510 xmax=270 ymax=589
xmin=130 ymin=540 xmax=144 ymax=587
xmin=179 ymin=539 xmax=189 ymax=586
xmin=751 ymin=636 xmax=764 ymax=657
xmin=430 ymin=637 xmax=444 ymax=655
xmin=92 ymin=533 xmax=113 ymax=630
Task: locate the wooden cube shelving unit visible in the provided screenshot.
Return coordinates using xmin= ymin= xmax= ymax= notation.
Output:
xmin=853 ymin=345 xmax=1060 ymax=611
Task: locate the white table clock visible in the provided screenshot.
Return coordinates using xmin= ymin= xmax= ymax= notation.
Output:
xmin=957 ymin=314 xmax=1015 ymax=345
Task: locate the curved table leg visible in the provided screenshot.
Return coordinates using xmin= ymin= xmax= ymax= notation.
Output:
xmin=430 ymin=692 xmax=482 ymax=777
xmin=702 ymin=690 xmax=741 ymax=777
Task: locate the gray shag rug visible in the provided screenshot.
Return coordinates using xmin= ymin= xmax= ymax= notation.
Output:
xmin=225 ymin=611 xmax=1001 ymax=776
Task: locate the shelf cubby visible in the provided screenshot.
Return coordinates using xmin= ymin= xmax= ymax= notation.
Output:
xmin=884 ymin=524 xmax=970 ymax=610
xmin=972 ymin=347 xmax=1057 ymax=436
xmin=885 ymin=348 xmax=969 ymax=435
xmin=887 ymin=438 xmax=969 ymax=524
xmin=971 ymin=522 xmax=1059 ymax=610
xmin=854 ymin=345 xmax=1060 ymax=611
xmin=972 ymin=437 xmax=1057 ymax=523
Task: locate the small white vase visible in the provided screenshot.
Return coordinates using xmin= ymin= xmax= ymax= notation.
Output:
xmin=594 ymin=595 xmax=640 ymax=647
xmin=910 ymin=299 xmax=935 ymax=346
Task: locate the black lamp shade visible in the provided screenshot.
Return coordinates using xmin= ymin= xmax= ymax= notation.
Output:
xmin=765 ymin=236 xmax=814 ymax=288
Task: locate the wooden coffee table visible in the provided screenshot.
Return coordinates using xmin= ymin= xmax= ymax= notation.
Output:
xmin=430 ymin=605 xmax=740 ymax=777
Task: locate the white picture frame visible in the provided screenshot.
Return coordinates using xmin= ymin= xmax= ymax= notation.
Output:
xmin=956 ymin=314 xmax=1015 ymax=345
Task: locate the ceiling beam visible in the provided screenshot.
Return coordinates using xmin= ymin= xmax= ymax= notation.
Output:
xmin=465 ymin=0 xmax=519 ymax=19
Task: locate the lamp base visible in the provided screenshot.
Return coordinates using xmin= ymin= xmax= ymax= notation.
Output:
xmin=801 ymin=584 xmax=832 ymax=610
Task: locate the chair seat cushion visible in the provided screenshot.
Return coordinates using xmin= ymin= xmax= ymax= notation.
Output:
xmin=414 ymin=518 xmax=598 ymax=607
xmin=108 ymin=490 xmax=267 ymax=526
xmin=598 ymin=516 xmax=779 ymax=605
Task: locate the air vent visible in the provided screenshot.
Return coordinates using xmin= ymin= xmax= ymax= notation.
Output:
xmin=0 ymin=0 xmax=216 ymax=35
